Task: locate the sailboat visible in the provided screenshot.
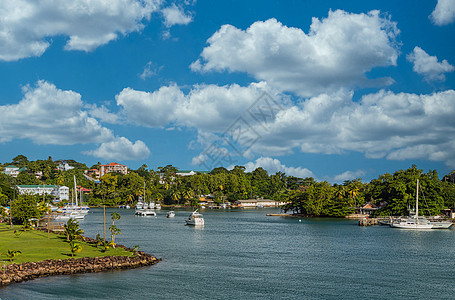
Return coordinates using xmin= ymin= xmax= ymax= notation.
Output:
xmin=55 ymin=176 xmax=86 ymax=220
xmin=390 ymin=179 xmax=432 ymax=229
xmin=135 ymin=182 xmax=156 ymax=217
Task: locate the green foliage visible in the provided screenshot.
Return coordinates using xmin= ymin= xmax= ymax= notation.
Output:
xmin=10 ymin=194 xmax=42 ymax=226
xmin=2 ymin=249 xmax=22 ymax=262
xmin=69 ymin=241 xmax=82 ymax=257
xmin=64 ymin=218 xmax=84 ymax=242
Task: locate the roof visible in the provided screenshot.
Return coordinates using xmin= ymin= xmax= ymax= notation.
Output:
xmin=101 ymin=162 xmax=126 ymax=167
xmin=17 ymin=185 xmax=57 ymax=188
xmin=4 ymin=165 xmax=18 ymax=168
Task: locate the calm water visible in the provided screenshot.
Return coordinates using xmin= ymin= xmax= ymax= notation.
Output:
xmin=1 ymin=208 xmax=455 ymax=299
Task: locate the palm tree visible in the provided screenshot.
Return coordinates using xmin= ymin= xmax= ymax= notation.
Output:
xmin=109 ymin=225 xmax=121 ymax=247
xmin=64 ymin=218 xmax=84 ymax=242
xmin=2 ymin=250 xmax=21 ymax=263
xmin=171 ymin=191 xmax=180 ymax=204
xmin=69 ymin=241 xmax=82 ymax=257
xmin=111 ymin=212 xmax=121 ymax=226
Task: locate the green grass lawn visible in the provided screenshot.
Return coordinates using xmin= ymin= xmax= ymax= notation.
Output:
xmin=0 ymin=223 xmax=132 ymax=264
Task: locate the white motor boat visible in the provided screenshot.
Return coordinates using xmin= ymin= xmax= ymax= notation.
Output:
xmin=185 ymin=210 xmax=204 ymax=226
xmin=167 ymin=210 xmax=175 ymax=218
xmin=135 ymin=208 xmax=156 ymax=217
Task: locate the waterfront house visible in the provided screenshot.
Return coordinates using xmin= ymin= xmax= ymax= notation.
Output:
xmin=99 ymin=162 xmax=128 ymax=177
xmin=357 ymin=202 xmax=378 ymax=216
xmin=16 ymin=185 xmax=69 ymax=202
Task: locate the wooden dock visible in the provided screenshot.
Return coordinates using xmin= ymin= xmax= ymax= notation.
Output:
xmin=358 ymin=217 xmax=378 ymax=226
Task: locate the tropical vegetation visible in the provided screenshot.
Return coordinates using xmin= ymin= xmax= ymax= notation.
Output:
xmin=0 ymin=155 xmax=454 ymax=219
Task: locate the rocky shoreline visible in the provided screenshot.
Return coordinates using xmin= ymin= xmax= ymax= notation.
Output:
xmin=0 ymin=236 xmax=160 ymax=287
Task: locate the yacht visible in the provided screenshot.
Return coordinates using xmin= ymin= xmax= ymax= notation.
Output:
xmin=54 ymin=211 xmax=85 ymax=221
xmin=390 ymin=179 xmax=432 ymax=229
xmin=166 ymin=210 xmax=175 ymax=218
xmin=135 ymin=208 xmax=156 ymax=217
xmin=185 ymin=210 xmax=204 ymax=226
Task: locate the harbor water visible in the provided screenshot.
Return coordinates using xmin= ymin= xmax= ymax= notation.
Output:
xmin=1 ymin=208 xmax=455 ymax=299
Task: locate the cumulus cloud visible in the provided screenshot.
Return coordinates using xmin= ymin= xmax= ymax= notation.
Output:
xmin=0 ymin=0 xmax=161 ymax=61
xmin=114 ymin=81 xmax=455 ymax=167
xmin=407 ymin=46 xmax=454 ymax=81
xmin=191 ymin=10 xmax=400 ymax=97
xmin=430 ymin=0 xmax=455 ymax=26
xmin=84 ymin=137 xmax=151 ymax=160
xmin=0 ymin=80 xmax=113 ymax=144
xmin=115 ymin=81 xmax=273 ymax=131
xmin=0 ymin=80 xmax=150 ymax=161
xmin=243 ymin=157 xmax=314 ymax=178
xmin=333 ymin=170 xmax=366 ymax=182
xmin=252 ymin=89 xmax=455 ymax=167
xmin=86 ymin=103 xmax=122 ymax=124
xmin=161 ymin=3 xmax=193 ymax=27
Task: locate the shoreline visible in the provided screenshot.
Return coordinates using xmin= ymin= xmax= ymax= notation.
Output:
xmin=0 ymin=231 xmax=160 ymax=288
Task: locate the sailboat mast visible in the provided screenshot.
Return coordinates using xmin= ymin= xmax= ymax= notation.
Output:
xmin=416 ymin=179 xmax=419 ymax=218
xmin=74 ymin=175 xmax=78 ymax=207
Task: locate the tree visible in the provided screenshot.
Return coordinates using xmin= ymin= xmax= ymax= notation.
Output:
xmin=109 ymin=225 xmax=121 ymax=247
xmin=2 ymin=249 xmax=22 ymax=263
xmin=69 ymin=241 xmax=82 ymax=257
xmin=11 ymin=194 xmax=41 ymax=228
xmin=64 ymin=218 xmax=84 ymax=242
xmin=11 ymin=155 xmax=28 ymax=168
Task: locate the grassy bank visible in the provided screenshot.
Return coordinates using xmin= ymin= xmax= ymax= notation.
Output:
xmin=0 ymin=223 xmax=132 ymax=264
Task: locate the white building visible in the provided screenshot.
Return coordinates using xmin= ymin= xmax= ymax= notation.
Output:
xmin=17 ymin=185 xmax=69 ymax=202
xmin=57 ymin=162 xmax=74 ymax=171
xmin=3 ymin=165 xmax=25 ymax=177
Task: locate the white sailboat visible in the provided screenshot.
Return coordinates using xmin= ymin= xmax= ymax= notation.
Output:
xmin=55 ymin=176 xmax=86 ymax=220
xmin=390 ymin=179 xmax=432 ymax=229
xmin=135 ymin=183 xmax=156 ymax=217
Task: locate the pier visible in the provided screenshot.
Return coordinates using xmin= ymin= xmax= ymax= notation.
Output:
xmin=358 ymin=217 xmax=378 ymax=226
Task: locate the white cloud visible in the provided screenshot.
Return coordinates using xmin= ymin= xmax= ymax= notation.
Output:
xmin=0 ymin=80 xmax=113 ymax=145
xmin=333 ymin=170 xmax=366 ymax=182
xmin=116 ymin=84 xmax=184 ymax=127
xmin=0 ymin=0 xmax=161 ymax=61
xmin=114 ymin=81 xmax=455 ymax=167
xmin=191 ymin=10 xmax=399 ymax=97
xmin=84 ymin=137 xmax=151 ymax=160
xmin=116 ymin=81 xmax=273 ymax=131
xmin=252 ymin=89 xmax=455 ymax=167
xmin=161 ymin=3 xmax=193 ymax=27
xmin=243 ymin=157 xmax=314 ymax=178
xmin=0 ymin=80 xmax=151 ymax=161
xmin=407 ymin=46 xmax=454 ymax=81
xmin=139 ymin=61 xmax=163 ymax=80
xmin=86 ymin=103 xmax=122 ymax=124
xmin=430 ymin=0 xmax=455 ymax=26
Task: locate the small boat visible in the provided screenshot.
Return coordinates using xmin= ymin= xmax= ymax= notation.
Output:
xmin=54 ymin=211 xmax=85 ymax=221
xmin=167 ymin=210 xmax=175 ymax=218
xmin=185 ymin=210 xmax=204 ymax=226
xmin=135 ymin=209 xmax=156 ymax=217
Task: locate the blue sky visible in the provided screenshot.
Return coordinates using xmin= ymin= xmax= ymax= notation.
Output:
xmin=0 ymin=0 xmax=454 ymax=182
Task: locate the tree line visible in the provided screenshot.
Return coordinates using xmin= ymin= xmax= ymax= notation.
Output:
xmin=1 ymin=155 xmax=455 ymax=222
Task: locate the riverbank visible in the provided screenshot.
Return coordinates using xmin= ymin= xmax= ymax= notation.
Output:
xmin=1 ymin=251 xmax=160 ymax=287
xmin=0 ymin=224 xmax=160 ymax=287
